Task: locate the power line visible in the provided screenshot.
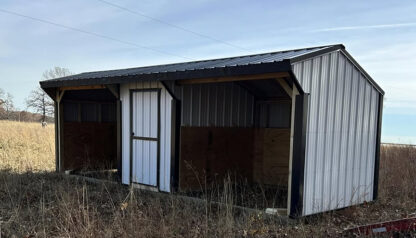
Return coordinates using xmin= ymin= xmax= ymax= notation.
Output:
xmin=96 ymin=0 xmax=250 ymax=52
xmin=0 ymin=8 xmax=194 ymax=60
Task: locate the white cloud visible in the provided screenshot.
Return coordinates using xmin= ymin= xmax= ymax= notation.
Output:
xmin=312 ymin=22 xmax=416 ymax=32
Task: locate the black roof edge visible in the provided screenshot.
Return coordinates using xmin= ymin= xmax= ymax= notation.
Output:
xmin=289 ymin=44 xmax=345 ymax=63
xmin=40 ymin=60 xmax=293 ymax=89
xmin=289 ymin=44 xmax=385 ymax=95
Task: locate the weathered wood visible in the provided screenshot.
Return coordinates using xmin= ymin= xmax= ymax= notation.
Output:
xmin=63 ymin=122 xmax=117 ymax=170
xmin=177 ymin=72 xmax=290 ymax=85
xmin=276 ymin=78 xmax=293 ymax=98
xmin=105 ymin=84 xmax=119 ymax=98
xmin=286 ymin=84 xmax=299 ymax=212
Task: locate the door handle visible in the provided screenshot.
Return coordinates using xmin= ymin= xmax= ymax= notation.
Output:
xmin=131 ymin=132 xmax=135 ymax=136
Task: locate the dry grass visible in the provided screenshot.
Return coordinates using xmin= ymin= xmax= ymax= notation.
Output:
xmin=0 ymin=121 xmax=55 ymax=172
xmin=0 ymin=121 xmax=415 ymax=237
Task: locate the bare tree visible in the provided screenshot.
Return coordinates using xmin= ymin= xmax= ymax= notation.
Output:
xmin=3 ymin=93 xmax=15 ymax=119
xmin=26 ymin=67 xmax=72 ymax=122
xmin=42 ymin=67 xmax=72 ymax=81
xmin=0 ymin=88 xmax=5 ymax=106
xmin=0 ymin=88 xmax=6 ymax=118
xmin=26 ymin=87 xmax=54 ymax=122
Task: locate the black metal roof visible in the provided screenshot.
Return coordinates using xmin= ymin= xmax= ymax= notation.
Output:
xmin=40 ymin=44 xmax=345 ymax=88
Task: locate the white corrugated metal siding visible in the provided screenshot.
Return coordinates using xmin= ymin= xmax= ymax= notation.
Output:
xmin=131 ymin=90 xmax=158 ymax=186
xmin=292 ymin=50 xmax=380 ymax=216
xmin=120 ymin=81 xmax=172 ymax=192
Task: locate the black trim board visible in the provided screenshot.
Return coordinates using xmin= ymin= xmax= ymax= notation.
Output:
xmin=289 ymin=94 xmax=309 ymax=218
xmin=54 ymin=100 xmax=59 ymax=172
xmin=289 ymin=44 xmax=344 ymax=64
xmin=132 ymin=136 xmax=158 ymax=141
xmin=170 ymin=99 xmax=181 ymax=192
xmin=161 ymin=81 xmax=179 ymax=101
xmin=373 ymin=95 xmax=383 ymax=200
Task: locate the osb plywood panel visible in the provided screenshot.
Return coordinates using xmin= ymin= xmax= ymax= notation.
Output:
xmin=63 ymin=122 xmax=117 ymax=170
xmin=179 ymin=127 xmax=254 ymax=191
xmin=179 ymin=127 xmax=290 ymax=191
xmin=254 ymin=128 xmax=291 ymax=185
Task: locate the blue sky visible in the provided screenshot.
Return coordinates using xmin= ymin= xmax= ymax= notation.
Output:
xmin=0 ymin=0 xmax=415 ymax=143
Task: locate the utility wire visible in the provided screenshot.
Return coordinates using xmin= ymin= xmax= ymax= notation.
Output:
xmin=0 ymin=8 xmax=194 ymax=60
xmin=96 ymin=0 xmax=250 ymax=52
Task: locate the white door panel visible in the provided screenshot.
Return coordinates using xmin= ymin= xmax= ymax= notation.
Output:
xmin=131 ymin=90 xmax=159 ymax=187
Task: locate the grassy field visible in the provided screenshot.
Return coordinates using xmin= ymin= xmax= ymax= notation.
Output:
xmin=0 ymin=121 xmax=415 ymax=237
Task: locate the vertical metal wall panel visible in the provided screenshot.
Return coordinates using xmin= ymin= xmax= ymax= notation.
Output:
xmin=303 ymin=56 xmax=321 ymax=214
xmin=359 ymin=82 xmax=371 ymax=203
xmin=341 ymin=61 xmax=356 ymax=206
xmin=224 ymin=84 xmax=232 ymax=127
xmin=331 ymin=54 xmax=346 ymax=210
xmin=323 ymin=52 xmax=338 ymax=211
xmin=339 ymin=58 xmax=352 ymax=208
xmin=351 ymin=69 xmax=365 ymax=204
xmin=315 ymin=54 xmax=329 ymax=212
xmin=216 ymin=85 xmax=225 ymax=127
xmin=164 ymin=81 xmax=255 ymax=127
xmin=292 ymin=50 xmax=381 ymax=216
xmin=208 ymin=84 xmax=217 ymax=126
xmin=182 ymin=85 xmax=191 ymax=126
xmin=257 ymin=101 xmax=291 ymax=128
xmin=121 ymin=81 xmax=172 ymax=192
xmin=63 ymin=102 xmax=79 ymax=122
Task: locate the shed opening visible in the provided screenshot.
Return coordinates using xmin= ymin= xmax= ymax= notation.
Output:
xmin=59 ymin=88 xmax=119 ymax=178
xmin=175 ymin=77 xmax=294 ymax=210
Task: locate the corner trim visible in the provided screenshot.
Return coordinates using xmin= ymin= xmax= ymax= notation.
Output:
xmin=373 ymin=95 xmax=383 ymax=200
xmin=289 ymin=93 xmax=309 ymax=217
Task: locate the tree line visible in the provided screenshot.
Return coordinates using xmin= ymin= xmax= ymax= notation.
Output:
xmin=0 ymin=67 xmax=72 ymax=123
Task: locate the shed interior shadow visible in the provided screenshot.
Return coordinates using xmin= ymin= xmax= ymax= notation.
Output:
xmin=61 ymin=89 xmax=117 ymax=171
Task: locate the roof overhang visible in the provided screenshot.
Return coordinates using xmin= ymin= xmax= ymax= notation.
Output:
xmin=40 ymin=60 xmax=294 ymax=89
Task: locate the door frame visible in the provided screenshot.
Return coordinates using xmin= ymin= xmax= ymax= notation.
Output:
xmin=129 ymin=88 xmax=161 ymax=188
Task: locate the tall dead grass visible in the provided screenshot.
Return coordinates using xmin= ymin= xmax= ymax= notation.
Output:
xmin=0 ymin=121 xmax=415 ymax=237
xmin=0 ymin=121 xmax=54 ymax=172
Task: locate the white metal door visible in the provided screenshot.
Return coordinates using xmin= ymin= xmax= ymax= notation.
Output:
xmin=131 ymin=90 xmax=159 ymax=187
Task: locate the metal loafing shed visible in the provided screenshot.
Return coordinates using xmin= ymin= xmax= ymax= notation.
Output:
xmin=40 ymin=44 xmax=384 ymax=217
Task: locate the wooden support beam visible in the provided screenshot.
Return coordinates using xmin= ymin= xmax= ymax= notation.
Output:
xmin=60 ymin=85 xmax=106 ymax=91
xmin=106 ymin=84 xmax=119 ymax=98
xmin=287 ymin=83 xmax=299 ymax=215
xmin=276 ymin=78 xmax=293 ymax=98
xmin=177 ymin=72 xmax=290 ymax=85
xmin=57 ymin=90 xmax=65 ymax=103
